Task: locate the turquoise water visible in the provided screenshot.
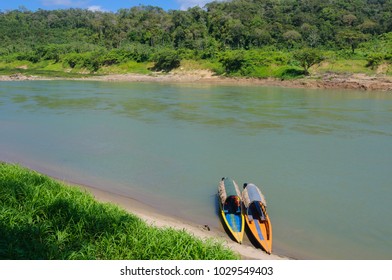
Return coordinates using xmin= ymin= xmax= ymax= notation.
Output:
xmin=1 ymin=80 xmax=392 ymax=259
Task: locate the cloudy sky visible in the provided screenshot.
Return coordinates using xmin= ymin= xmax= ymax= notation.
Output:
xmin=0 ymin=0 xmax=218 ymax=11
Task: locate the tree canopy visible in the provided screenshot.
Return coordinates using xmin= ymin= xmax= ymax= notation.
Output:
xmin=1 ymin=0 xmax=391 ymax=52
xmin=0 ymin=0 xmax=391 ymax=75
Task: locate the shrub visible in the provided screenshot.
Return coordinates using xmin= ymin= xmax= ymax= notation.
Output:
xmin=63 ymin=53 xmax=80 ymax=68
xmin=16 ymin=51 xmax=40 ymax=63
xmin=219 ymin=50 xmax=246 ymax=74
xmin=101 ymin=50 xmax=121 ymax=66
xmin=117 ymin=45 xmax=152 ymax=63
xmin=274 ymin=66 xmax=305 ymax=79
xmin=177 ymin=48 xmax=195 ymax=60
xmin=152 ymin=50 xmax=181 ymax=72
xmin=62 ymin=52 xmax=101 ymax=72
xmin=385 ymin=53 xmax=392 ymax=62
xmin=282 ymin=30 xmax=302 ymax=49
xmin=366 ymin=53 xmax=384 ymax=69
xmin=0 ymin=48 xmax=10 ymax=56
xmin=35 ymin=44 xmax=68 ymax=62
xmin=293 ymin=48 xmax=324 ymax=75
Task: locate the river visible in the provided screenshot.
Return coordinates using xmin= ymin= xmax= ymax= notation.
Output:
xmin=1 ymin=80 xmax=391 ymax=259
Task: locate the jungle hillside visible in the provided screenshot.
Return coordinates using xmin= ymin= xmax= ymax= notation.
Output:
xmin=1 ymin=0 xmax=392 ymax=79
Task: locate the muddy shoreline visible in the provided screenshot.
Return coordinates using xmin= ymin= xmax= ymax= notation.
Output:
xmin=1 ymin=71 xmax=392 ymax=91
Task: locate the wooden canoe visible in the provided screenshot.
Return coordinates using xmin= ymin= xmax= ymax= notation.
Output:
xmin=242 ymin=183 xmax=272 ymax=254
xmin=218 ymin=177 xmax=244 ymax=244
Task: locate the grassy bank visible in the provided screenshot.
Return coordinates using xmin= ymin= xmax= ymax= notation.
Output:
xmin=1 ymin=54 xmax=391 ymax=81
xmin=0 ymin=163 xmax=238 ymax=260
xmin=0 ymin=60 xmax=102 ymax=79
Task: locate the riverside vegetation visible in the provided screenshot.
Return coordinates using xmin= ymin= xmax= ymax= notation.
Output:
xmin=0 ymin=0 xmax=392 ymax=79
xmin=0 ymin=163 xmax=239 ymax=260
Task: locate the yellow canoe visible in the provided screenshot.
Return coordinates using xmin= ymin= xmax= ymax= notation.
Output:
xmin=218 ymin=177 xmax=244 ymax=244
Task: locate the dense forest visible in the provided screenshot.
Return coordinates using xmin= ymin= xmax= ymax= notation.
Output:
xmin=1 ymin=0 xmax=392 ymax=77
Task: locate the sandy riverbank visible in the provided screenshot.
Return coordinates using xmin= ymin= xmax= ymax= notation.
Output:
xmin=79 ymin=183 xmax=288 ymax=260
xmin=1 ymin=70 xmax=392 ymax=91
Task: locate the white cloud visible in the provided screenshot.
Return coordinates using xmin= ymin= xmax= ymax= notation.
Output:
xmin=177 ymin=0 xmax=224 ymax=10
xmin=87 ymin=5 xmax=105 ymax=12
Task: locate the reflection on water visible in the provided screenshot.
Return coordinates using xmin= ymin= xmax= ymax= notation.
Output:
xmin=1 ymin=80 xmax=392 ymax=259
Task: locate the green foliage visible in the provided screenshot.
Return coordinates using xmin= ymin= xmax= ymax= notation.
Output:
xmin=152 ymin=49 xmax=181 ymax=72
xmin=385 ymin=53 xmax=392 ymax=62
xmin=217 ymin=49 xmax=298 ymax=78
xmin=1 ymin=1 xmax=392 ymax=54
xmin=282 ymin=30 xmax=302 ymax=49
xmin=15 ymin=51 xmax=41 ymax=63
xmin=273 ymin=66 xmax=305 ymax=79
xmin=35 ymin=44 xmax=69 ymax=62
xmin=336 ymin=30 xmax=369 ymax=53
xmin=97 ymin=61 xmax=151 ymax=75
xmin=106 ymin=45 xmax=153 ymax=63
xmin=1 ymin=1 xmax=392 ymax=78
xmin=62 ymin=52 xmax=100 ymax=72
xmin=0 ymin=65 xmax=99 ymax=78
xmin=293 ymin=48 xmax=324 ymax=75
xmin=0 ymin=163 xmax=239 ymax=260
xmin=219 ymin=51 xmax=246 ymax=74
xmin=366 ymin=53 xmax=384 ymax=69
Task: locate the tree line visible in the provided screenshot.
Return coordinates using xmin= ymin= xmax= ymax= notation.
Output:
xmin=0 ymin=0 xmax=391 ymax=74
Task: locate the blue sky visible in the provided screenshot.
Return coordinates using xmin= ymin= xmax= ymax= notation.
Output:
xmin=0 ymin=0 xmax=219 ymax=12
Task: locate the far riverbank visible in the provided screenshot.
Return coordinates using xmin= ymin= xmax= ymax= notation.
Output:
xmin=1 ymin=70 xmax=392 ymax=91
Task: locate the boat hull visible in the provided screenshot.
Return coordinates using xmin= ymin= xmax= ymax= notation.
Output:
xmin=242 ymin=183 xmax=272 ymax=254
xmin=244 ymin=202 xmax=272 ymax=254
xmin=218 ymin=177 xmax=244 ymax=244
xmin=219 ymin=202 xmax=244 ymax=244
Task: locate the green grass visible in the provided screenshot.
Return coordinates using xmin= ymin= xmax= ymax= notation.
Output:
xmin=0 ymin=163 xmax=239 ymax=260
xmin=175 ymin=59 xmax=220 ymax=71
xmin=0 ymin=68 xmax=99 ymax=78
xmin=2 ymin=54 xmax=389 ymax=80
xmin=315 ymin=59 xmax=375 ymax=75
xmin=0 ymin=60 xmax=153 ymax=77
xmin=0 ymin=61 xmax=100 ymax=78
xmin=97 ymin=61 xmax=153 ymax=75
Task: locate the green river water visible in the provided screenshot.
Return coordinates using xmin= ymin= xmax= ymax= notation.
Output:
xmin=1 ymin=80 xmax=391 ymax=259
